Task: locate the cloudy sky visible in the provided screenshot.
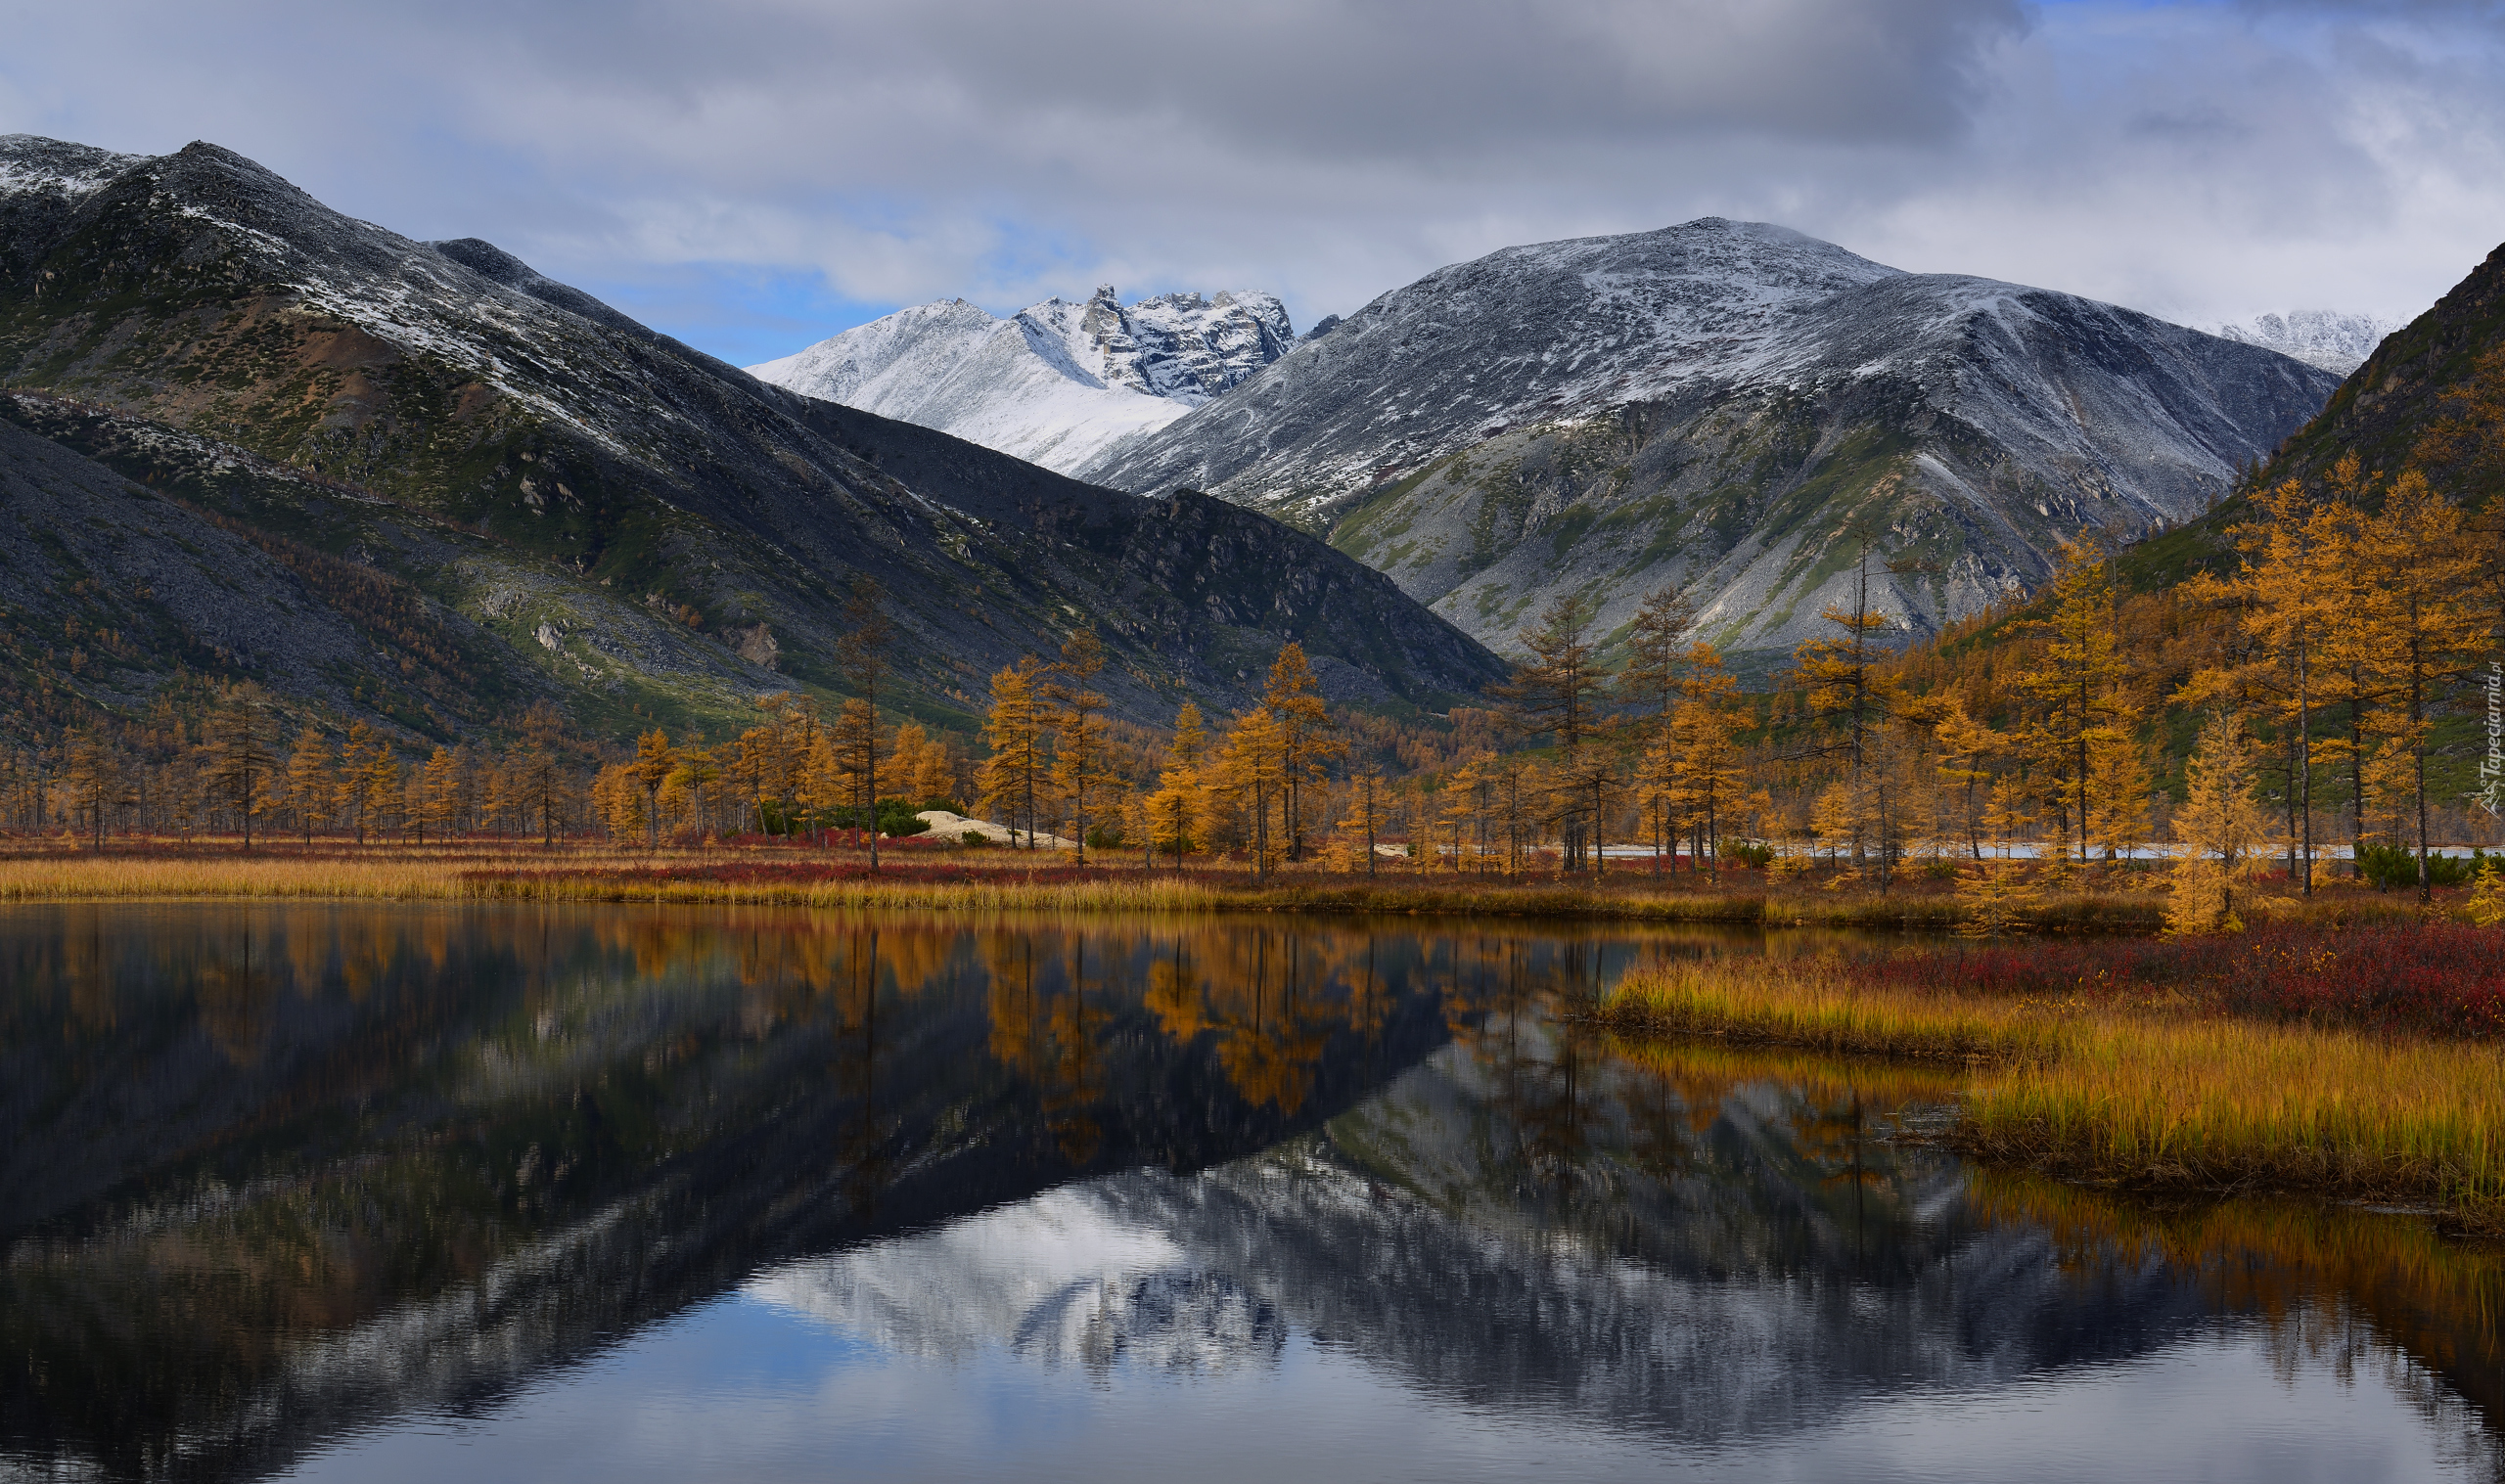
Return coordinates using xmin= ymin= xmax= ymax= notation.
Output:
xmin=5 ymin=0 xmax=2500 ymax=364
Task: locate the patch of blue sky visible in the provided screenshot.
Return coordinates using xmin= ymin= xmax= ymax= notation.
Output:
xmin=571 ymin=207 xmax=1138 ymax=367
xmin=570 ymin=261 xmax=892 ymax=369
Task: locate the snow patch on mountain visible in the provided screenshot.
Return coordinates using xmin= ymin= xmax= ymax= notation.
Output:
xmin=2210 ymin=311 xmax=2392 ymax=376
xmin=749 ymin=286 xmax=1294 ymax=473
xmin=1074 ymin=218 xmax=1902 ymax=506
xmin=0 ymin=134 xmax=146 ymax=199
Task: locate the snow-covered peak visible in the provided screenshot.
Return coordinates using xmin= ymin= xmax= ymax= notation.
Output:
xmin=1076 ymin=216 xmax=1906 ymax=495
xmin=748 ymin=298 xmax=1003 ymax=409
xmin=747 ymin=284 xmax=1295 ymax=472
xmin=2210 ymin=310 xmax=2392 ymax=377
xmin=1356 ymin=215 xmax=1904 ymax=396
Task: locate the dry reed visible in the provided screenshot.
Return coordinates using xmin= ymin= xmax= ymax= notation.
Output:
xmin=0 ymin=856 xmax=478 ymax=902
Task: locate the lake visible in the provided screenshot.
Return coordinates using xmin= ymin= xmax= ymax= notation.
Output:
xmin=2 ymin=903 xmax=2499 ymax=1482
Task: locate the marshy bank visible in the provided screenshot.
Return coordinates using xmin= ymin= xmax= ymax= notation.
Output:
xmin=1597 ymin=930 xmax=2505 ymax=1234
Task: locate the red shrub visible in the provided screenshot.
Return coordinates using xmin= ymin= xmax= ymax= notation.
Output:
xmin=1858 ymin=925 xmax=2505 ymax=1039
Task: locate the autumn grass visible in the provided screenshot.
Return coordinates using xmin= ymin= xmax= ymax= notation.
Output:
xmin=0 ymin=855 xmax=483 ymax=902
xmin=1598 ymin=957 xmax=2068 ymax=1063
xmin=0 ymin=841 xmax=2178 ymax=927
xmin=1599 ymin=951 xmax=2505 ymax=1231
xmin=0 ymin=857 xmax=1768 ymax=916
xmin=0 ymin=846 xmax=2431 ymax=937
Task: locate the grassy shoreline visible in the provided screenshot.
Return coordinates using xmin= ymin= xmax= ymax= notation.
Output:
xmin=0 ymin=847 xmax=2184 ymax=927
xmin=1597 ymin=956 xmax=2505 ymax=1234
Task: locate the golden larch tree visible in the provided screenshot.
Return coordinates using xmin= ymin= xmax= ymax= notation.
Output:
xmin=1668 ymin=644 xmax=1746 ymax=880
xmin=1145 ymin=699 xmax=1208 ymax=872
xmin=2166 ymin=707 xmax=2273 ymax=935
xmin=1261 ymin=643 xmax=1345 ymax=861
xmin=628 ymin=729 xmax=675 ymax=850
xmin=2359 ymin=470 xmax=2486 ymax=896
xmin=286 ymin=725 xmax=334 ymax=845
xmin=1043 ymin=630 xmax=1116 ymax=866
xmin=1215 ymin=705 xmax=1288 ymax=879
xmin=2012 ymin=535 xmax=2135 ymax=875
xmin=979 ymin=656 xmax=1049 ymax=848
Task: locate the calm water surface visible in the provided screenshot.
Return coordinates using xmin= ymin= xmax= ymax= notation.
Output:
xmin=1 ymin=903 xmax=2499 ymax=1482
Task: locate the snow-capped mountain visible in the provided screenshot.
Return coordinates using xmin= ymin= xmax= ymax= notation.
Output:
xmin=749 ymin=286 xmax=1294 ymax=472
xmin=2210 ymin=310 xmax=2392 ymax=376
xmin=1080 ymin=219 xmax=2342 ymax=665
xmin=1076 ymin=220 xmax=1896 ymax=508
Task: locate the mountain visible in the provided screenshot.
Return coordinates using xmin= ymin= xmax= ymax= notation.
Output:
xmin=0 ymin=135 xmax=1502 ymax=740
xmin=1789 ymin=234 xmax=2505 ymax=826
xmin=2261 ymin=242 xmax=2505 ymax=491
xmin=1079 ymin=219 xmax=2342 ymax=668
xmin=2211 ymin=310 xmax=2394 ymax=376
xmin=748 ymin=286 xmax=1295 ymax=473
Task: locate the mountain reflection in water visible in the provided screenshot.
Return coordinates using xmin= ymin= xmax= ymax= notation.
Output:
xmin=1 ymin=903 xmax=2499 ymax=1483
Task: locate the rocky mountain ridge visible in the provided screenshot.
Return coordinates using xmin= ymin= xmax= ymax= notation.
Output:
xmin=0 ymin=133 xmax=1501 ymax=740
xmin=1080 ymin=218 xmax=2343 ymax=667
xmin=1079 ymin=219 xmax=1902 ymax=509
xmin=748 ymin=285 xmax=1294 ymax=473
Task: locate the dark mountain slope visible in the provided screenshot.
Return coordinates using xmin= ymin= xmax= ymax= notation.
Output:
xmin=0 ymin=387 xmax=720 ymax=740
xmin=0 ymin=412 xmax=525 ymax=738
xmin=0 ymin=134 xmax=1502 ymax=737
xmin=796 ymin=399 xmax=1508 ymax=702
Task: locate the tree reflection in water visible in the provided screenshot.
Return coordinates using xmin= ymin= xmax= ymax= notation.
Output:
xmin=0 ymin=903 xmax=2499 ymax=1481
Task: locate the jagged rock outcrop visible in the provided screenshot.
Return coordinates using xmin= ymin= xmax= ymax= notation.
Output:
xmin=748 ymin=285 xmax=1294 ymax=472
xmin=1081 ymin=219 xmax=2341 ymax=668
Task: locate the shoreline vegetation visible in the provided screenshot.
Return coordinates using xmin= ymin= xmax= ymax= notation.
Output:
xmin=1597 ymin=947 xmax=2505 ymax=1235
xmin=0 ymin=848 xmax=2094 ymax=923
xmin=0 ymin=835 xmax=2480 ymax=928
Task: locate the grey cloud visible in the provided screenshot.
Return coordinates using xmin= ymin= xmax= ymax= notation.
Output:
xmin=1 ymin=0 xmax=2499 ymax=355
xmin=2123 ymin=108 xmax=2250 ymax=141
xmin=440 ymin=0 xmax=2033 ymax=156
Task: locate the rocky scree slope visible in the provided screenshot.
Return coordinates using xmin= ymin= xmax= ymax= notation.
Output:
xmin=0 ymin=134 xmax=1500 ymax=737
xmin=1083 ymin=219 xmax=2341 ymax=671
xmin=749 ymin=286 xmax=1295 ymax=474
